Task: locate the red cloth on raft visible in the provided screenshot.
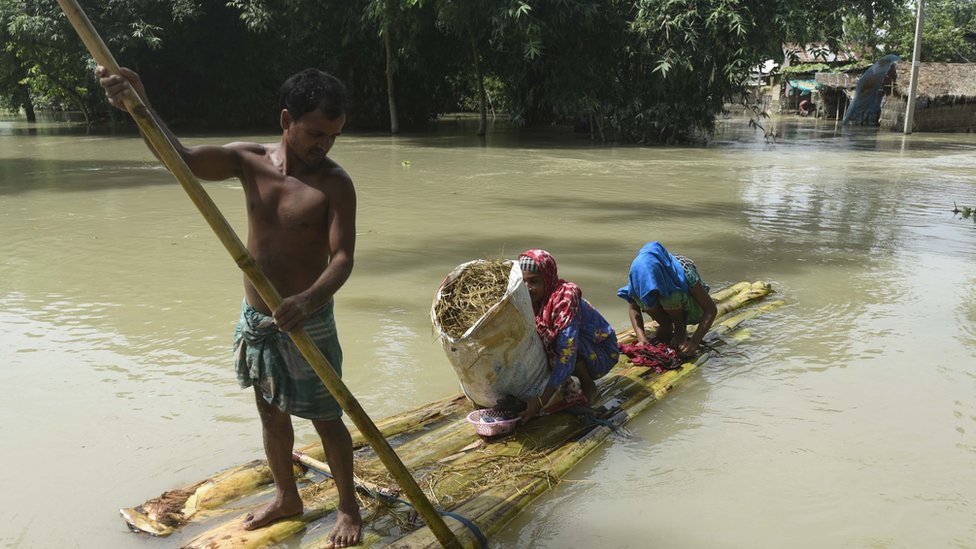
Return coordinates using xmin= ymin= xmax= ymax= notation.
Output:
xmin=618 ymin=342 xmax=682 ymax=372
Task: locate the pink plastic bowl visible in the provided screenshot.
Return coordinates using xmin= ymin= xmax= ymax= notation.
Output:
xmin=466 ymin=410 xmax=519 ymax=437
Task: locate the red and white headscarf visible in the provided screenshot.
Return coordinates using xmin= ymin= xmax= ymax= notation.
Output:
xmin=518 ymin=249 xmax=582 ymax=350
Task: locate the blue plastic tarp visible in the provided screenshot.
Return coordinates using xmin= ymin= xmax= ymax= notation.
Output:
xmin=787 ymin=79 xmax=818 ymax=96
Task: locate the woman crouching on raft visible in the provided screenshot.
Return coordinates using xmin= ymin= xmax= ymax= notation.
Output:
xmin=517 ymin=249 xmax=619 ymax=422
xmin=618 ymin=242 xmax=717 ymax=357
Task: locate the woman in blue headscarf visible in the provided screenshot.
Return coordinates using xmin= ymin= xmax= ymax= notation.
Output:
xmin=617 ymin=242 xmax=717 ymax=357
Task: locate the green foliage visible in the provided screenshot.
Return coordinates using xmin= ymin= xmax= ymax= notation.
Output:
xmin=0 ymin=0 xmax=908 ymax=142
xmin=839 ymin=0 xmax=901 ymax=54
xmin=220 ymin=0 xmax=465 ymax=130
xmin=1 ymin=0 xmax=91 ymax=117
xmin=481 ymin=0 xmax=871 ymax=143
xmin=0 ymin=0 xmax=206 ymax=122
xmin=452 ymin=74 xmax=510 ymax=114
xmin=780 ymin=61 xmax=869 ymax=75
xmin=953 ymin=202 xmax=975 ymax=221
xmin=781 ymin=63 xmax=832 ymax=74
xmin=883 ymin=0 xmax=976 ymax=62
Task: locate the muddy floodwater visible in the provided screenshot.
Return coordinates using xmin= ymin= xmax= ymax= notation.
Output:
xmin=1 ymin=115 xmax=974 ymax=549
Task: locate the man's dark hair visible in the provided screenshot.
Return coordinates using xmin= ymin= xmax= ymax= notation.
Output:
xmin=278 ymin=68 xmax=347 ymax=121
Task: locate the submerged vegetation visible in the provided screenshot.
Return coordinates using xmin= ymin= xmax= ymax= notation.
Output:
xmin=953 ymin=202 xmax=976 ymax=222
xmin=2 ymin=0 xmax=975 ymax=142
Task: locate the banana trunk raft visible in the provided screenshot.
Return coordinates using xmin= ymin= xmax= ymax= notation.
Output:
xmin=121 ymin=281 xmax=780 ymax=548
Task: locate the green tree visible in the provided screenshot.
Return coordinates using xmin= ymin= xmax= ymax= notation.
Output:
xmin=366 ymin=0 xmax=410 ymax=134
xmin=884 ymin=0 xmax=976 ymax=62
xmin=480 ymin=0 xmax=873 ymax=142
xmin=1 ymin=0 xmax=96 ymax=122
xmin=435 ymin=0 xmax=506 ymax=135
xmin=841 ymin=0 xmax=901 ymax=56
xmin=228 ymin=0 xmax=460 ymax=132
xmin=0 ymin=0 xmax=201 ymax=123
xmin=0 ymin=21 xmax=34 ymax=120
xmin=0 ymin=0 xmax=909 ymax=141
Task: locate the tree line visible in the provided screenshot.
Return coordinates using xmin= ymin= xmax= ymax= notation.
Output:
xmin=2 ymin=0 xmax=974 ymax=143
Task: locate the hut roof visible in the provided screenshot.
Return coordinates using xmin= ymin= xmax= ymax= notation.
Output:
xmin=815 ymin=71 xmax=859 ymax=89
xmin=892 ymin=62 xmax=976 ymax=98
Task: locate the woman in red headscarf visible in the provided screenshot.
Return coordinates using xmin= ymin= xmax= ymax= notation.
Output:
xmin=517 ymin=249 xmax=618 ymax=421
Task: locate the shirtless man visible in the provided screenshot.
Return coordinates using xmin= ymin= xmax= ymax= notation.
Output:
xmin=98 ymin=67 xmax=361 ymax=548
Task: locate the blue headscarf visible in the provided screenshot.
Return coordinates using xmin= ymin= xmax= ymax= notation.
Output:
xmin=617 ymin=242 xmax=688 ymax=308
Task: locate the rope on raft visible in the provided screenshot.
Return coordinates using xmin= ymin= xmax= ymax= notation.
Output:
xmin=564 ymin=406 xmax=617 ymax=429
xmin=292 ymin=451 xmax=489 ymax=548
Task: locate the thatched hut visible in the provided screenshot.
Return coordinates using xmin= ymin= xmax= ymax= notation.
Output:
xmin=880 ymin=62 xmax=976 ymax=132
xmin=815 ymin=71 xmax=858 ymax=121
xmin=778 ymin=43 xmax=856 ymax=114
xmin=814 ymin=65 xmax=898 ymax=122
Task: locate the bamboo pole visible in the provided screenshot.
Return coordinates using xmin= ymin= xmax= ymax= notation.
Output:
xmin=54 ymin=2 xmax=460 ymax=546
xmin=707 ymin=280 xmax=751 ymax=303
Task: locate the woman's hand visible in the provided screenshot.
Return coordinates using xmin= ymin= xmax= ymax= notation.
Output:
xmin=628 ymin=303 xmax=649 ymax=344
xmin=677 ymin=340 xmax=698 ymax=357
xmin=686 ymin=283 xmax=717 ymax=355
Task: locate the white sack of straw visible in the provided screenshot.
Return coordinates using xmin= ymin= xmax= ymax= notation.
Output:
xmin=431 ymin=260 xmax=548 ymax=408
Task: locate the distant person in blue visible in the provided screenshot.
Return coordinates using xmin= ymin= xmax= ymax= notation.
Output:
xmin=618 ymin=242 xmax=717 ymax=357
xmin=517 ymin=249 xmax=618 ymax=421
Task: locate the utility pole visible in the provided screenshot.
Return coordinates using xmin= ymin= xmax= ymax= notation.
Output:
xmin=904 ymin=0 xmax=924 ymax=134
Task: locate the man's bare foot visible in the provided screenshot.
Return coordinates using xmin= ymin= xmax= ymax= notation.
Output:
xmin=242 ymin=498 xmax=303 ymax=530
xmin=324 ymin=507 xmax=363 ymax=548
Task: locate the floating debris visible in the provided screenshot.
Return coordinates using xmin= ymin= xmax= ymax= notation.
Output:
xmin=951 ymin=202 xmax=974 ymax=221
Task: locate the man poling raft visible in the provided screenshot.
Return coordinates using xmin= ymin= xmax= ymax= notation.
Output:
xmin=121 ymin=279 xmax=781 ymax=547
xmin=58 ymin=1 xmax=460 ymax=546
xmin=99 ymin=65 xmax=363 ymax=547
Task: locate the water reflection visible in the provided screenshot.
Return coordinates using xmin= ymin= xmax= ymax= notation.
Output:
xmin=0 ymin=112 xmax=94 ymax=136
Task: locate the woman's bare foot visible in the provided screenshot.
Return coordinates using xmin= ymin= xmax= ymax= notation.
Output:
xmin=242 ymin=498 xmax=303 ymax=530
xmin=324 ymin=507 xmax=363 ymax=548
